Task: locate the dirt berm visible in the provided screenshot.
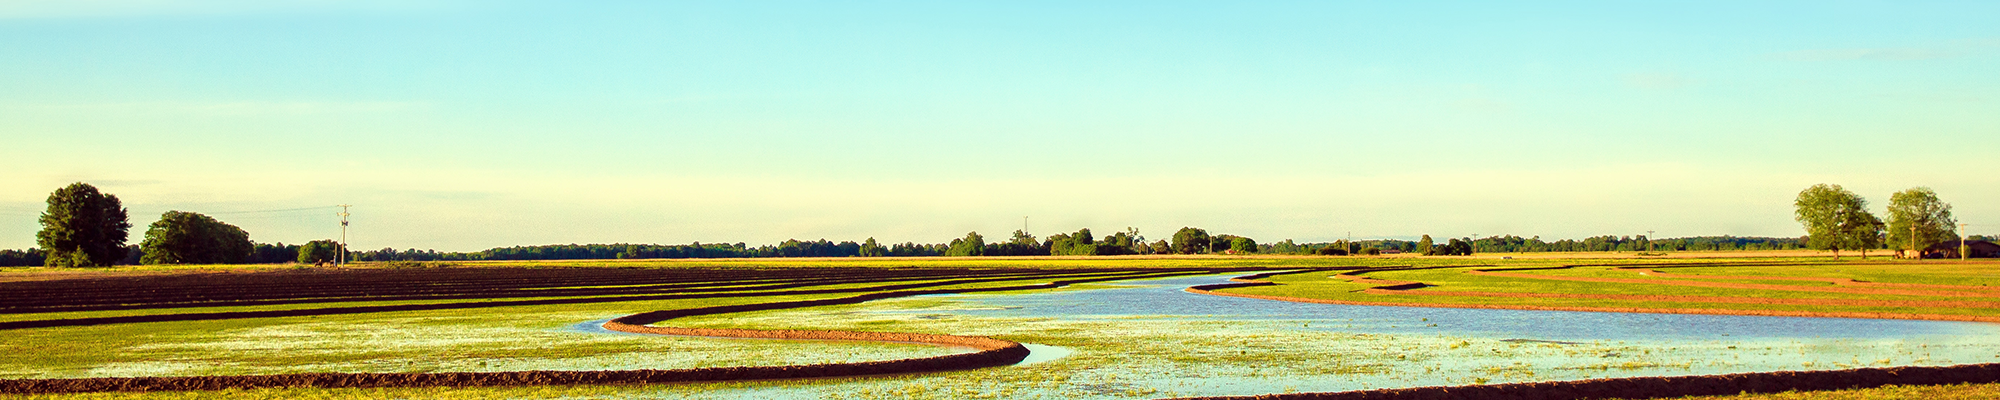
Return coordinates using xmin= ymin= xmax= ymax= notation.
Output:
xmin=1166 ymin=362 xmax=2000 ymax=400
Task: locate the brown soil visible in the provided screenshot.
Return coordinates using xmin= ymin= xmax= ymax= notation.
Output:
xmin=1189 ymin=267 xmax=2000 ymax=324
xmin=1467 ymin=270 xmax=2000 ymax=298
xmin=1166 ymin=363 xmax=2000 ymax=400
xmin=1614 ymin=267 xmax=2000 ymax=291
xmin=0 ymin=266 xmax=1258 ymax=394
xmin=1359 ymin=288 xmax=2000 ymax=310
xmin=1329 ymin=267 xmax=2000 ymax=311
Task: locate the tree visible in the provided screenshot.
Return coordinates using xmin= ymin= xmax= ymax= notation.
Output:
xmin=1049 ymin=228 xmax=1100 ymax=256
xmin=1426 ymin=238 xmax=1472 ymax=256
xmin=1794 ymin=184 xmax=1884 ymax=259
xmin=859 ymin=237 xmax=886 ymax=257
xmin=297 ymin=240 xmax=340 ymax=264
xmin=1417 ymin=235 xmax=1434 ymax=255
xmin=1886 ymin=187 xmax=1957 ymax=256
xmin=1210 ymin=234 xmax=1244 ymax=253
xmin=1171 ymin=227 xmax=1210 ymax=255
xmin=36 ymin=182 xmax=132 ymax=267
xmin=944 ymin=231 xmax=985 ymax=256
xmin=1229 ymin=237 xmax=1257 ymax=254
xmin=1150 ymin=239 xmax=1173 ymax=255
xmin=139 ymin=211 xmax=253 ymax=265
xmin=1851 ymin=212 xmax=1886 ymax=259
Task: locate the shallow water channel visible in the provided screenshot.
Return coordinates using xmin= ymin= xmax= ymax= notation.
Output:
xmin=620 ymin=272 xmax=2000 ymax=398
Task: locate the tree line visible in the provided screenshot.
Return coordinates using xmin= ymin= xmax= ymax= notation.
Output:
xmin=3 ymin=182 xmax=1981 ymax=267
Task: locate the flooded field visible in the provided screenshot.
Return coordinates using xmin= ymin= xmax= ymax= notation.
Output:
xmin=657 ymin=273 xmax=2000 ymax=398
xmin=6 ymin=264 xmax=1999 ymax=399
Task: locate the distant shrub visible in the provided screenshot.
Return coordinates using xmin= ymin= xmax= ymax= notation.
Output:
xmin=380 ymin=261 xmax=452 ymax=269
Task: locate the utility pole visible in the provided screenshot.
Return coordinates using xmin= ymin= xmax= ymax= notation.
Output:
xmin=337 ymin=205 xmax=351 ymax=266
xmin=1963 ymin=223 xmax=1971 ymax=261
xmin=1471 ymin=233 xmax=1479 ymax=254
xmin=1346 ymin=231 xmax=1353 ymax=255
xmin=1910 ymin=224 xmax=1918 ymax=259
xmin=1647 ymin=230 xmax=1655 ymax=253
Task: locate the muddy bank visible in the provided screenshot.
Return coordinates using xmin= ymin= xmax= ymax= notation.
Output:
xmin=1614 ymin=267 xmax=2000 ymax=291
xmin=1166 ymin=362 xmax=2000 ymax=400
xmin=1469 ymin=269 xmax=2000 ymax=298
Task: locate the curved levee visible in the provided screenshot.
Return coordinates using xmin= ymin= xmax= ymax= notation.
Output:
xmin=0 ymin=269 xmax=1233 ymax=394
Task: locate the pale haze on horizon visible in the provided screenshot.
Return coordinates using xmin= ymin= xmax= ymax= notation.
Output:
xmin=2 ymin=1 xmax=1996 ymax=252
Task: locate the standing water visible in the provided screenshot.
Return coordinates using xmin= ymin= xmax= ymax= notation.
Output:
xmin=601 ymin=272 xmax=2000 ymax=399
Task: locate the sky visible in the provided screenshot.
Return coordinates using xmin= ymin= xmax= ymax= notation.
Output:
xmin=2 ymin=1 xmax=1996 ymax=252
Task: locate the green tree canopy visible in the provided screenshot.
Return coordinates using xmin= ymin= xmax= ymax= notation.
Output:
xmin=1886 ymin=187 xmax=1957 ymax=252
xmin=36 ymin=182 xmax=132 ymax=267
xmin=140 ymin=211 xmax=253 ymax=265
xmin=1048 ymin=229 xmax=1098 ymax=256
xmin=1209 ymin=234 xmax=1244 ymax=253
xmin=1229 ymin=237 xmax=1257 ymax=253
xmin=944 ymin=231 xmax=985 ymax=256
xmin=1171 ymin=227 xmax=1210 ymax=255
xmin=858 ymin=237 xmax=886 ymax=257
xmin=1089 ymin=228 xmax=1140 ymax=256
xmin=297 ymin=240 xmax=340 ymax=263
xmin=1416 ymin=234 xmax=1434 ymax=255
xmin=1794 ymin=184 xmax=1884 ymax=259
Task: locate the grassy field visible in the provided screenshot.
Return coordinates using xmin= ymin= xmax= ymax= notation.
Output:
xmin=1215 ymin=259 xmax=2000 ymax=321
xmin=2 ymin=254 xmax=1997 ymax=399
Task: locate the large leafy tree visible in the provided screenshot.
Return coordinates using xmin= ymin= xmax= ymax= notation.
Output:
xmin=140 ymin=211 xmax=254 ymax=265
xmin=1794 ymin=184 xmax=1885 ymax=259
xmin=36 ymin=183 xmax=132 ymax=267
xmin=1416 ymin=234 xmax=1435 ymax=255
xmin=297 ymin=240 xmax=341 ymax=264
xmin=1886 ymin=187 xmax=1957 ymax=254
xmin=1171 ymin=227 xmax=1210 ymax=255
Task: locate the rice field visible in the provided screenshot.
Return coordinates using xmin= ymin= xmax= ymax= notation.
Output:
xmin=2 ymin=256 xmax=1997 ymax=399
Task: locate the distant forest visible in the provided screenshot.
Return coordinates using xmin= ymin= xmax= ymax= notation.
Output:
xmin=5 ymin=229 xmax=1930 ymax=267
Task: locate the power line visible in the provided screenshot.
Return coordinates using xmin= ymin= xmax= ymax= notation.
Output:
xmin=204 ymin=206 xmax=342 ymax=215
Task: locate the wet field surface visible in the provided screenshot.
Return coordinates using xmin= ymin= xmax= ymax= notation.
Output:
xmin=955 ymin=274 xmax=1998 ymax=342
xmin=677 ymin=273 xmax=2000 ymax=399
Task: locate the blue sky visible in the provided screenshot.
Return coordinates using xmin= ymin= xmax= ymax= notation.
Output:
xmin=2 ymin=1 xmax=1996 ymax=251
